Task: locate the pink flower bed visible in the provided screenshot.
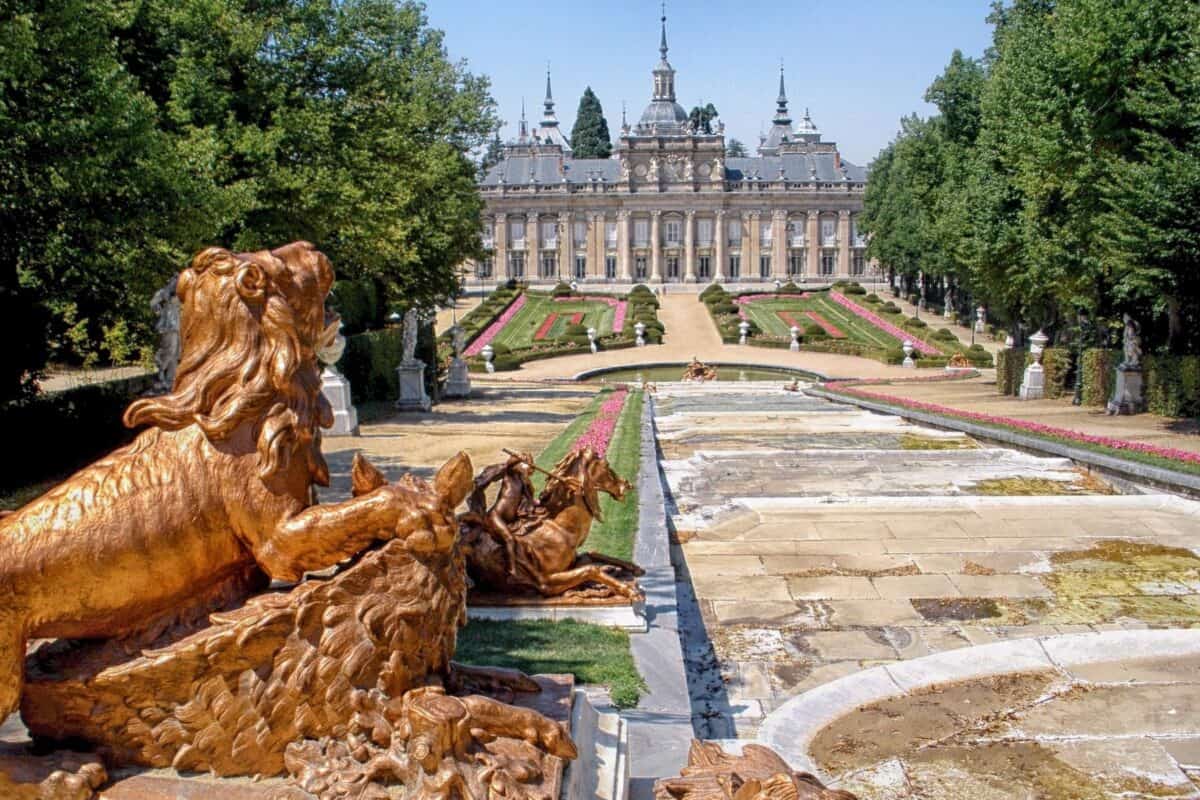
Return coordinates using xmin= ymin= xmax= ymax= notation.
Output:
xmin=572 ymin=388 xmax=629 ymax=457
xmin=555 ymin=295 xmax=628 ymax=334
xmin=825 ymin=384 xmax=1200 ymax=467
xmin=803 ymin=311 xmax=846 ymax=339
xmin=735 ymin=293 xmax=812 ymax=322
xmin=465 ymin=294 xmax=527 ymax=356
xmin=569 ymin=312 xmax=584 ymax=325
xmin=777 ymin=310 xmax=802 ymax=329
xmin=533 ymin=312 xmax=558 ymax=341
xmin=829 ymin=292 xmax=939 ymax=356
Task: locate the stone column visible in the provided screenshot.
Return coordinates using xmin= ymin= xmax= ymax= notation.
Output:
xmin=588 ymin=212 xmax=602 ymax=280
xmin=559 ymin=211 xmax=572 ymax=279
xmin=650 ymin=210 xmax=662 ymax=283
xmin=684 ymin=209 xmax=696 ymax=282
xmin=494 ymin=212 xmax=508 ymax=279
xmin=745 ymin=212 xmax=759 ymax=279
xmin=838 ymin=209 xmax=851 ymax=276
xmin=714 ymin=209 xmax=727 ymax=282
xmin=528 ymin=212 xmax=540 ymax=280
xmin=806 ymin=209 xmax=820 ymax=277
xmin=618 ymin=210 xmax=632 ymax=281
xmin=771 ymin=209 xmax=787 ymax=278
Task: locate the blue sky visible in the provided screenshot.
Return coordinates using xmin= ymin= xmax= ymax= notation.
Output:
xmin=424 ymin=1 xmax=995 ymax=166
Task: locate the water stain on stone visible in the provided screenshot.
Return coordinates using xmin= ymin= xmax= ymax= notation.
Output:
xmin=786 ymin=564 xmax=921 ymax=579
xmin=912 ymin=597 xmax=1003 ymax=622
xmin=899 ymin=433 xmax=979 ymax=451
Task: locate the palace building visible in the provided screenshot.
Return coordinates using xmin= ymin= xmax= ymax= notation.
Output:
xmin=470 ymin=13 xmax=871 ymax=286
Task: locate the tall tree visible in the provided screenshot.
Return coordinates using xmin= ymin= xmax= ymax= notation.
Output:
xmin=569 ymin=87 xmax=612 ymax=158
xmin=688 ymin=103 xmax=719 ymax=135
xmin=480 ymin=132 xmax=505 ymax=174
xmin=725 ymin=138 xmax=748 ymax=158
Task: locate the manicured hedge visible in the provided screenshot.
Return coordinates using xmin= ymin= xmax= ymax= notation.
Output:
xmin=995 ymin=348 xmax=1026 ymax=396
xmin=1143 ymin=354 xmax=1200 ymax=418
xmin=1080 ymin=348 xmax=1118 ymax=407
xmin=341 ymin=319 xmax=439 ymax=405
xmin=330 ymin=277 xmax=387 ymax=335
xmin=1 ymin=375 xmax=150 ymax=492
xmin=1023 ymin=347 xmax=1071 ymax=399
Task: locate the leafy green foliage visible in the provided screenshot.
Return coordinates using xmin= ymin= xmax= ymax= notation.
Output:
xmin=2 ymin=0 xmax=497 ymax=402
xmin=725 ymin=138 xmax=748 ymax=158
xmin=569 ymin=87 xmax=612 ymax=159
xmin=863 ymin=1 xmax=1200 ymax=355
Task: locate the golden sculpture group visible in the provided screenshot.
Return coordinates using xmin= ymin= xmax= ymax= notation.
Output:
xmin=681 ymin=358 xmax=718 ymax=382
xmin=0 ymin=241 xmax=850 ymax=799
xmin=460 ymin=450 xmax=644 ymax=603
xmin=0 ymin=243 xmax=574 ymax=799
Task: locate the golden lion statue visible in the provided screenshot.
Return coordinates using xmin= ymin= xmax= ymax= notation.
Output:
xmin=1 ymin=242 xmax=575 ymax=799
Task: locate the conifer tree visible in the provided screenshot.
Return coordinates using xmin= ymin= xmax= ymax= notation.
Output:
xmin=570 ymin=87 xmax=612 ymax=158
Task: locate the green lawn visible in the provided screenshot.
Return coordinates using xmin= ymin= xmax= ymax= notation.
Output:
xmin=532 ymin=387 xmax=644 ymax=561
xmin=742 ymin=294 xmax=903 ymax=350
xmin=455 ymin=618 xmax=644 ymax=707
xmin=491 ymin=293 xmax=617 ymax=351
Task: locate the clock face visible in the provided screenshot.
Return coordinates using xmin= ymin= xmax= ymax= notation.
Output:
xmin=697 ymin=162 xmax=711 ymax=177
xmin=634 ymin=163 xmax=648 ymax=177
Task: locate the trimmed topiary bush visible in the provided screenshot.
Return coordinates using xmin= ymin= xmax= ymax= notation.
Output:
xmin=1143 ymin=354 xmax=1200 ymax=418
xmin=879 ymin=302 xmax=901 ymax=315
xmin=995 ymin=348 xmax=1026 ymax=396
xmin=552 ymin=282 xmax=573 ymax=298
xmin=1080 ymin=348 xmax=1118 ymax=407
xmin=844 ymin=284 xmax=867 ymax=295
xmin=934 ymin=328 xmax=958 ymax=342
xmin=804 ymin=323 xmax=827 ymax=338
xmin=565 ymin=323 xmax=587 ymax=336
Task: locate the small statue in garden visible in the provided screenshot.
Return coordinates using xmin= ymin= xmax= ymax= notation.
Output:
xmin=148 ymin=274 xmax=180 ymax=393
xmin=460 ymin=448 xmax=644 ymax=602
xmin=682 ymin=357 xmax=718 ymax=382
xmin=402 ymin=307 xmax=421 ymax=364
xmin=1121 ymin=312 xmax=1142 ymax=368
xmin=653 ymin=740 xmax=857 ymax=800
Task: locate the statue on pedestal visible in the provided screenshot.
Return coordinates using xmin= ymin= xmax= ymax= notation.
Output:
xmin=460 ymin=449 xmax=644 ymax=603
xmin=397 ymin=307 xmax=431 ymax=411
xmin=148 ymin=274 xmax=180 ymax=393
xmin=682 ymin=357 xmax=718 ymax=382
xmin=1108 ymin=312 xmax=1145 ymax=415
xmin=0 ymin=243 xmax=575 ymax=799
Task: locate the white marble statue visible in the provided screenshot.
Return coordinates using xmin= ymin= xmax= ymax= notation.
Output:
xmin=149 ymin=275 xmax=180 ymax=393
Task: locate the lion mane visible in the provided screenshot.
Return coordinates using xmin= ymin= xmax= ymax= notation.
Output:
xmin=124 ymin=242 xmax=334 ymax=484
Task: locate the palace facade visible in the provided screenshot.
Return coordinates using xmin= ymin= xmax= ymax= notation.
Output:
xmin=470 ymin=14 xmax=871 ymax=286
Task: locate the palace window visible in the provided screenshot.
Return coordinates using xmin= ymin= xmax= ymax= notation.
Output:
xmin=697 ymin=218 xmax=714 ymax=246
xmin=482 ymin=220 xmax=494 ymax=249
xmin=759 ymin=222 xmax=772 ymax=246
xmin=851 ymin=252 xmax=865 ymax=276
xmin=728 ymin=255 xmax=741 ymax=278
xmin=540 ymin=254 xmax=557 ymax=279
xmin=635 ymin=255 xmax=648 ymax=279
xmin=666 ymin=256 xmax=680 ymax=279
xmin=820 ymin=217 xmax=836 ymax=246
xmin=574 ymin=220 xmax=588 ymax=246
xmin=788 ymin=253 xmax=804 ymax=277
xmin=665 ymin=220 xmax=682 ymax=246
xmin=727 ymin=219 xmax=742 ymax=247
xmin=605 ymin=255 xmax=617 ymax=279
xmin=820 ymin=251 xmax=836 ymax=276
xmin=759 ymin=255 xmax=771 ymax=279
xmin=508 ymin=219 xmax=526 ymax=248
xmin=574 ymin=256 xmax=587 ymax=279
xmin=788 ymin=220 xmax=804 ymax=247
xmin=698 ymin=255 xmax=712 ymax=279
xmin=508 ymin=252 xmax=525 ymax=278
xmin=477 ymin=257 xmax=493 ymax=279
xmin=634 ymin=219 xmax=650 ymax=247
xmin=541 ymin=220 xmax=557 ymax=246
xmin=605 ymin=222 xmax=618 ymax=247
xmin=852 ymin=218 xmax=866 ymax=247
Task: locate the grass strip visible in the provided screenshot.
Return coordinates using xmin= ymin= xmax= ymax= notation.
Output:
xmin=533 ymin=388 xmax=611 ymax=480
xmin=456 ymin=618 xmax=644 ymax=707
xmin=586 ymin=389 xmax=644 ymax=561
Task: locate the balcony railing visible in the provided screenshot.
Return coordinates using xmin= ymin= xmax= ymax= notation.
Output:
xmin=789 ymin=236 xmax=805 ymax=247
xmin=510 ymin=238 xmax=526 ymax=250
xmin=542 ymin=237 xmax=558 ymax=249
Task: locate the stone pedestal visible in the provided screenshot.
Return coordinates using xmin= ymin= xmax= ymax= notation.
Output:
xmin=1107 ymin=365 xmax=1145 ymax=415
xmin=320 ymin=367 xmax=359 ymax=435
xmin=444 ymin=357 xmax=471 ymax=398
xmin=1019 ymin=363 xmax=1045 ymax=400
xmin=395 ymin=360 xmax=431 ymax=412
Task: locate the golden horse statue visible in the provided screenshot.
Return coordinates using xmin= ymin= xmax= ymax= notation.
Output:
xmin=461 ymin=448 xmax=644 ymax=602
xmin=682 ymin=357 xmax=718 ymax=382
xmin=0 ymin=242 xmax=575 ymax=799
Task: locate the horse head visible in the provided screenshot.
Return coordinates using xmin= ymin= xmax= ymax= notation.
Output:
xmin=543 ymin=448 xmax=631 ymax=523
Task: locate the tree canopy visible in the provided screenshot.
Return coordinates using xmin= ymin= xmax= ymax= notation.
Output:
xmin=860 ymin=0 xmax=1200 ymax=353
xmin=569 ymin=87 xmax=612 ymax=158
xmin=726 ymin=138 xmax=748 ymax=158
xmin=1 ymin=0 xmax=497 ymax=401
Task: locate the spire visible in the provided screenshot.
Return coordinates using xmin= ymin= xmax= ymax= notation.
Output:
xmin=543 ymin=63 xmax=554 ymax=117
xmin=659 ymin=2 xmax=668 ymax=60
xmin=775 ymin=61 xmax=791 ymax=123
xmin=518 ymin=97 xmax=528 ymax=141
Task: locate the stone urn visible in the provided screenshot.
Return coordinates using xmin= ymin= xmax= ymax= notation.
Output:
xmin=902 ymin=340 xmax=915 ymax=369
xmin=790 ymin=325 xmax=800 ymax=352
xmin=738 ymin=320 xmax=750 ymax=346
xmin=482 ymin=344 xmax=495 ymax=374
xmin=1019 ymin=329 xmax=1049 ymax=400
